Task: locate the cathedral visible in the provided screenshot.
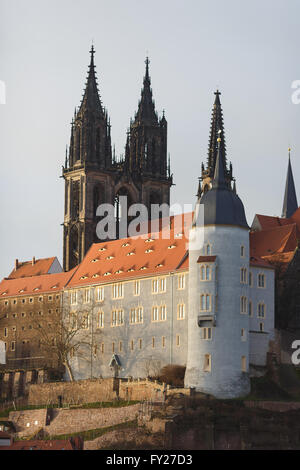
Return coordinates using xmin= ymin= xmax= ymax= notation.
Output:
xmin=0 ymin=47 xmax=299 ymax=399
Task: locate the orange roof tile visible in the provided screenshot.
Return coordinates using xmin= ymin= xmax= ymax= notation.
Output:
xmin=8 ymin=257 xmax=59 ymax=279
xmin=67 ymin=214 xmax=192 ymax=288
xmin=250 ymin=224 xmax=298 ymax=258
xmin=253 ymin=214 xmax=292 ymax=231
xmin=0 ymin=268 xmax=76 ymax=298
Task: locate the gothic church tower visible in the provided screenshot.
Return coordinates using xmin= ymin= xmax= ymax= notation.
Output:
xmin=63 ymin=48 xmax=172 ymax=271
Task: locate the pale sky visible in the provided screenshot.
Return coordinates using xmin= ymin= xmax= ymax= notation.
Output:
xmin=0 ymin=0 xmax=300 ymax=279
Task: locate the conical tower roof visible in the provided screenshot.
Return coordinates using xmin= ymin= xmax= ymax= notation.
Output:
xmin=282 ymin=149 xmax=298 ymax=218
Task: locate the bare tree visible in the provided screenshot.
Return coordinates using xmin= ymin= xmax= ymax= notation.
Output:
xmin=32 ymin=308 xmax=93 ymax=381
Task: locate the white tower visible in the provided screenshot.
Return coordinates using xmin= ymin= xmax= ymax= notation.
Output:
xmin=185 ymin=135 xmax=250 ymax=398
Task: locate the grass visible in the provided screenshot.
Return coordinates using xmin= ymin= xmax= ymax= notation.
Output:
xmin=16 ymin=419 xmax=138 ymax=442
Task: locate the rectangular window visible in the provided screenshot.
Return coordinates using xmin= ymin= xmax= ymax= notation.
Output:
xmin=48 ymin=295 xmax=53 ymax=302
xmin=241 ymin=356 xmax=247 ymax=372
xmin=259 ymin=322 xmax=264 ymax=332
xmin=249 ymin=272 xmax=253 ymax=287
xmin=81 ymin=313 xmax=89 ymax=329
xmin=101 ymin=343 xmax=104 ymax=354
xmin=249 ymin=301 xmax=253 ymax=316
xmin=111 ymin=309 xmax=124 ymax=327
xmin=160 ymin=277 xmax=166 ymax=292
xmin=258 ymin=273 xmax=266 ymax=288
xmin=241 ymin=246 xmax=245 ymax=257
xmin=69 ymin=312 xmax=77 ymax=330
xmin=83 ymin=288 xmax=90 ymax=303
xmin=134 ymin=280 xmax=140 ymax=296
xmin=112 ymin=342 xmax=115 ymax=353
xmin=130 ymin=307 xmax=143 ymax=324
xmin=112 ymin=283 xmax=124 ymax=299
xmin=178 ymin=274 xmax=185 ymax=290
xmin=4 ymin=327 xmax=8 ymax=338
xmin=139 ymin=338 xmax=142 ymax=350
xmin=152 ymin=306 xmax=159 ymax=322
xmin=97 ymin=311 xmax=104 ymax=328
xmin=177 ymin=303 xmax=185 ymax=320
xmin=152 ymin=337 xmax=155 ymax=348
xmin=11 ymin=341 xmax=15 ymax=352
xmin=162 ymin=336 xmax=166 ymax=348
xmin=70 ymin=291 xmax=77 ymax=305
xmin=152 ymin=278 xmax=159 ymax=294
xmin=201 ymin=327 xmax=212 ymax=340
xmin=160 ymin=305 xmax=167 ymax=321
xmin=130 ymin=340 xmax=134 ymax=351
xmin=176 ymin=334 xmax=180 ymax=347
xmin=204 ymin=354 xmax=211 ymax=372
xmin=96 ymin=287 xmax=104 ymax=302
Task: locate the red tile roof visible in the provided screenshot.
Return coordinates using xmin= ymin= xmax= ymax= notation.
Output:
xmin=253 ymin=214 xmax=291 ymax=231
xmin=0 ymin=269 xmax=76 ymax=298
xmin=67 ymin=214 xmax=192 ymax=288
xmin=197 ymin=256 xmax=217 ymax=263
xmin=8 ymin=257 xmax=58 ymax=279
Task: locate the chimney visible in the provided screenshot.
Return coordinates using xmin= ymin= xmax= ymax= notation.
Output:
xmin=15 ymin=259 xmax=19 ymax=270
xmin=32 ymin=256 xmax=36 ymax=266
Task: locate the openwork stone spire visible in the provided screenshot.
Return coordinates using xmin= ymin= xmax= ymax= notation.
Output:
xmin=65 ymin=46 xmax=112 ymax=170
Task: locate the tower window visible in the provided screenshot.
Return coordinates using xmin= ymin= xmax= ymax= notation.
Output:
xmin=200 ymin=294 xmax=211 ymax=312
xmin=162 ymin=336 xmax=166 ymax=348
xmin=241 ymin=246 xmax=245 ymax=257
xmin=201 ymin=327 xmax=212 ymax=340
xmin=249 ymin=272 xmax=253 ymax=287
xmin=258 ymin=303 xmax=266 ymax=318
xmin=241 ymin=328 xmax=247 ymax=341
xmin=205 ymin=244 xmax=211 ymax=255
xmin=258 ymin=274 xmax=266 ymax=288
xmin=240 ymin=296 xmax=247 ymax=314
xmin=176 ymin=334 xmax=180 ymax=347
xmin=200 ymin=265 xmax=211 ymax=281
xmin=203 ymin=354 xmax=211 ymax=372
xmin=240 ymin=268 xmax=247 ymax=284
xmin=249 ymin=301 xmax=253 ymax=316
xmin=241 ymin=356 xmax=247 ymax=372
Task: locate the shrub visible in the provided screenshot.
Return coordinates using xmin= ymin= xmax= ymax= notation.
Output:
xmin=158 ymin=364 xmax=186 ymax=387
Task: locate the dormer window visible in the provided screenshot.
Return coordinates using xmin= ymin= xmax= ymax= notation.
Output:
xmin=106 ymin=255 xmax=114 ymax=260
xmin=127 ymin=252 xmax=135 ymax=256
xmin=145 ymin=249 xmax=154 ymax=253
xmin=127 ymin=268 xmax=135 ymax=272
xmin=104 ymin=272 xmax=111 ymax=276
xmin=115 ymin=269 xmax=123 ymax=274
xmin=145 ymin=238 xmax=154 ymax=243
xmin=99 ymin=247 xmax=107 ymax=252
xmin=168 ymin=244 xmax=176 ymax=250
xmin=91 ymin=258 xmax=99 ymax=263
xmin=80 ymin=275 xmax=88 ymax=280
xmin=122 ymin=242 xmax=130 ymax=247
xmin=92 ymin=273 xmax=99 ymax=278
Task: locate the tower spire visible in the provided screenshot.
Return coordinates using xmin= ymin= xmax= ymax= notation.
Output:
xmin=79 ymin=44 xmax=103 ymax=113
xmin=212 ymin=131 xmax=227 ymax=190
xmin=282 ymin=148 xmax=298 ymax=218
xmin=208 ymin=90 xmax=227 ymax=175
xmin=134 ymin=57 xmax=157 ymax=123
